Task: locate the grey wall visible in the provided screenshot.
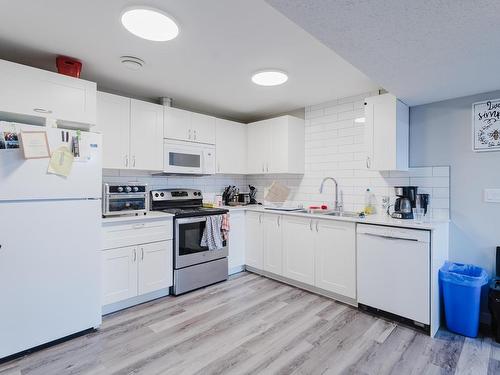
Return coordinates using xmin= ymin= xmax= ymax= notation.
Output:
xmin=410 ymin=90 xmax=500 ymax=275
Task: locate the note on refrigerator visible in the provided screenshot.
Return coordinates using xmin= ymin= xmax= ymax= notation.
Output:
xmin=47 ymin=146 xmax=74 ymax=177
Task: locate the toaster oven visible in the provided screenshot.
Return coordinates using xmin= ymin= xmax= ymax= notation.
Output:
xmin=102 ymin=183 xmax=148 ymax=217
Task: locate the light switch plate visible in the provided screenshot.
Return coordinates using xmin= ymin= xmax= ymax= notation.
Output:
xmin=484 ymin=189 xmax=500 ymax=203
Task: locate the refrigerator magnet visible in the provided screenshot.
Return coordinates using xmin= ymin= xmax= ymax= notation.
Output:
xmin=19 ymin=131 xmax=50 ymax=159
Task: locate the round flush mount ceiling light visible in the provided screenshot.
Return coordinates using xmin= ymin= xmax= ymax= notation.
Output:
xmin=251 ymin=70 xmax=288 ymax=86
xmin=121 ymin=8 xmax=179 ymax=41
xmin=120 ymin=56 xmax=145 ymax=70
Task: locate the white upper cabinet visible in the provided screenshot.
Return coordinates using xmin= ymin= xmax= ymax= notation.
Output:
xmin=163 ymin=107 xmax=191 ymax=141
xmin=0 ymin=59 xmax=96 ymax=126
xmin=247 ymin=115 xmax=305 ymax=174
xmin=246 ymin=120 xmax=271 ymax=174
xmin=130 ymin=99 xmax=164 ymax=171
xmin=364 ymin=93 xmax=409 ymax=171
xmin=191 ymin=112 xmax=216 ymax=144
xmin=215 ymin=118 xmax=247 ymax=174
xmin=96 ymin=92 xmax=164 ymax=171
xmin=96 ymin=92 xmax=130 ymax=169
xmin=164 ymin=107 xmax=215 ymax=144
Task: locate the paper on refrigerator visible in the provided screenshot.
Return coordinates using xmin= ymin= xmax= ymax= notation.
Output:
xmin=47 ymin=146 xmax=74 ymax=177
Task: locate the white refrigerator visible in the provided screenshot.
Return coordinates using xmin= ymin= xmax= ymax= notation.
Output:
xmin=0 ymin=121 xmax=102 ymax=359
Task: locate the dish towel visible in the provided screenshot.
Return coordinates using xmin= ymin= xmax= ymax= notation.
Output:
xmin=200 ymin=215 xmax=224 ymax=250
xmin=221 ymin=214 xmax=230 ymax=240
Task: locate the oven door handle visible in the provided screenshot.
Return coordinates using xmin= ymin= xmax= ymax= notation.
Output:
xmin=176 ymin=216 xmax=209 ymax=224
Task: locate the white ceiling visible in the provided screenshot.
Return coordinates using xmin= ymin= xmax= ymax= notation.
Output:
xmin=0 ymin=0 xmax=377 ymax=122
xmin=266 ymin=0 xmax=500 ymax=106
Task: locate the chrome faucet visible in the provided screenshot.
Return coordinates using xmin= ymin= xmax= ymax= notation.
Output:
xmin=319 ymin=177 xmax=342 ymax=211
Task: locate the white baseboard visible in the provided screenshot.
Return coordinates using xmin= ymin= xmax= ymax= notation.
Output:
xmin=102 ymin=288 xmax=170 ymax=315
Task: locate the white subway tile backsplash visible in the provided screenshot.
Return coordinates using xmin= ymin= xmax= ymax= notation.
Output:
xmin=106 ymin=92 xmax=450 ymax=220
xmin=433 ymin=187 xmax=450 ymax=199
xmin=410 ymin=176 xmax=449 ymax=188
xmin=407 ymin=167 xmax=433 ymax=177
xmin=432 ymin=166 xmax=450 ymax=177
xmin=338 ymin=108 xmax=364 ymax=121
xmin=248 ymin=94 xmax=450 ymax=220
xmin=324 ymin=102 xmax=354 ymax=115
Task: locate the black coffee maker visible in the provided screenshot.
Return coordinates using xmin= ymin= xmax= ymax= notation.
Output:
xmin=391 ymin=186 xmax=418 ymax=219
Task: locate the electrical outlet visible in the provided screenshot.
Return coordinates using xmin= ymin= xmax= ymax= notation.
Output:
xmin=484 ymin=189 xmax=500 ymax=203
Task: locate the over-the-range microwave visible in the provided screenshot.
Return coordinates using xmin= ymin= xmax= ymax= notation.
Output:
xmin=163 ymin=139 xmax=216 ymax=175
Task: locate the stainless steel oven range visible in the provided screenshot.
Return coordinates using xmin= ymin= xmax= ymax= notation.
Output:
xmin=150 ymin=188 xmax=229 ymax=295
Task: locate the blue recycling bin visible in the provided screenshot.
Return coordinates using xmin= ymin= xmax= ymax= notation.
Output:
xmin=439 ymin=262 xmax=489 ymax=337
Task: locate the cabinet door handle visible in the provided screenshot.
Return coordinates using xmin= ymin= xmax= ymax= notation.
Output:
xmin=259 ymin=214 xmax=262 ymax=224
xmin=366 ymin=156 xmax=371 ymax=169
xmin=133 ymin=155 xmax=136 ymax=167
xmin=309 ymin=220 xmax=313 ymax=231
xmin=316 ymin=222 xmax=319 ymax=232
xmin=33 ymin=108 xmax=53 ymax=114
xmin=188 ymin=129 xmax=192 ymax=139
xmin=277 ymin=216 xmax=281 ymax=227
xmin=217 ymin=163 xmax=220 ymax=173
xmin=141 ymin=247 xmax=144 ymax=260
xmin=132 ymin=223 xmax=145 ymax=229
xmin=133 ymin=248 xmax=137 ymax=262
xmin=125 ymin=155 xmax=129 ymax=168
xmin=262 ymin=163 xmax=265 ymax=172
xmin=194 ymin=130 xmax=197 ymax=140
xmin=266 ymin=162 xmax=269 ymax=172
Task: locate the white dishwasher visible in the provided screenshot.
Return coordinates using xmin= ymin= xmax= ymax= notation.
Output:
xmin=357 ymin=224 xmax=430 ymax=331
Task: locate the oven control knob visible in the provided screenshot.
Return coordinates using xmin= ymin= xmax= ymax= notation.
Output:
xmin=133 ymin=186 xmax=139 ymax=192
xmin=125 ymin=186 xmax=132 ymax=193
xmin=160 ymin=192 xmax=165 ymax=197
xmin=154 ymin=193 xmax=159 ymax=198
xmin=117 ymin=186 xmax=124 ymax=193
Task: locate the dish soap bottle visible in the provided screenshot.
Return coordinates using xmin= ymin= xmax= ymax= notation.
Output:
xmin=364 ymin=188 xmax=376 ymax=215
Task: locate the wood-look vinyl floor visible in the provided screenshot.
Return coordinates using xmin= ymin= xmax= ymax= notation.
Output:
xmin=1 ymin=272 xmax=499 ymax=375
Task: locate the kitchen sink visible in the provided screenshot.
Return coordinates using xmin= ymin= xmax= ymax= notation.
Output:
xmin=325 ymin=211 xmax=364 ymax=218
xmin=289 ymin=209 xmax=363 ymax=218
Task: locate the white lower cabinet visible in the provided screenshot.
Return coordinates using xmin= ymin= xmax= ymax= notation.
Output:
xmin=101 ymin=216 xmax=173 ymax=312
xmin=101 ymin=246 xmax=138 ymax=305
xmin=314 ymin=220 xmax=356 ymax=299
xmin=282 ymin=217 xmax=315 ymax=285
xmin=246 ymin=212 xmax=356 ymax=301
xmin=245 ymin=212 xmax=264 ymax=269
xmin=263 ymin=214 xmax=283 ymax=275
xmin=102 ymin=240 xmax=172 ymax=306
xmin=138 ymin=241 xmax=173 ymax=295
xmin=228 ymin=211 xmax=246 ymax=274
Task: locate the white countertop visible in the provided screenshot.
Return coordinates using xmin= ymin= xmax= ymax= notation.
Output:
xmin=102 ymin=211 xmax=174 ymax=224
xmin=223 ymin=205 xmax=449 ymax=230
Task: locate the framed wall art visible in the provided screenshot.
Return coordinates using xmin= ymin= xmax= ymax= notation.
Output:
xmin=472 ymin=99 xmax=500 ymax=152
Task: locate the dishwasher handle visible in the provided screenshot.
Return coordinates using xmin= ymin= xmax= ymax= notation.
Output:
xmin=362 ymin=232 xmax=420 ymax=242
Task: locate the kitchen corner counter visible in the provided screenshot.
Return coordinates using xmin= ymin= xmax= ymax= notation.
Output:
xmin=102 ymin=211 xmax=174 ymax=224
xmin=222 ymin=205 xmax=449 ymax=231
